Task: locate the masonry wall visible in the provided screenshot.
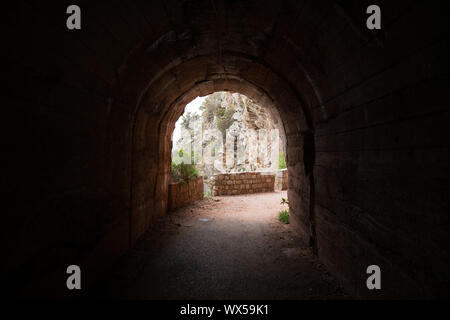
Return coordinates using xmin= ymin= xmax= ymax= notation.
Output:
xmin=168 ymin=177 xmax=204 ymax=211
xmin=275 ymin=169 xmax=288 ymax=191
xmin=306 ymin=3 xmax=448 ymax=299
xmin=212 ymin=172 xmax=275 ymax=196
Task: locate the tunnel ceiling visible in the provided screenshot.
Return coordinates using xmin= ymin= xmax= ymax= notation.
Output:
xmin=117 ymin=0 xmax=333 ymax=135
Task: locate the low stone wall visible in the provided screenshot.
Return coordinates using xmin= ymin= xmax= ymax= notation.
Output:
xmin=212 ymin=172 xmax=275 ymax=196
xmin=275 ymin=169 xmax=288 ymax=190
xmin=168 ymin=176 xmax=204 ymax=211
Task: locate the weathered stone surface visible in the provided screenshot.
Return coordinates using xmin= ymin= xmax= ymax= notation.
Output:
xmin=168 ymin=177 xmax=204 ymax=211
xmin=212 ymin=172 xmax=275 ymax=196
xmin=275 ymin=169 xmax=288 ymax=191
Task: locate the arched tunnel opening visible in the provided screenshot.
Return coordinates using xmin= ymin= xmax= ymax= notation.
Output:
xmin=5 ymin=0 xmax=448 ymax=301
xmin=169 ymin=92 xmax=287 ymax=197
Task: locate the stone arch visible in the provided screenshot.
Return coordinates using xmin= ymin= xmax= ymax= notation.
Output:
xmin=128 ymin=53 xmax=317 ymax=248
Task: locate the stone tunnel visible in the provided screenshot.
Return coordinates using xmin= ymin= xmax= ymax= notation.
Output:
xmin=5 ymin=0 xmax=448 ymax=299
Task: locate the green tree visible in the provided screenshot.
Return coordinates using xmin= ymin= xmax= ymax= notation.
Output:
xmin=180 ymin=112 xmax=200 ymax=164
xmin=278 ymin=151 xmax=287 ymax=169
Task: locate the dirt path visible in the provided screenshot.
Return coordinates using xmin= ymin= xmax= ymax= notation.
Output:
xmin=93 ymin=191 xmax=348 ymax=299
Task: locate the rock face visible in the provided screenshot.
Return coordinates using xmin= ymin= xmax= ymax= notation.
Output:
xmin=174 ymin=92 xmax=284 ymax=192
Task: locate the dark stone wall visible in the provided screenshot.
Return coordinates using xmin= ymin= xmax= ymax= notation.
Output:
xmin=5 ymin=0 xmax=448 ymax=298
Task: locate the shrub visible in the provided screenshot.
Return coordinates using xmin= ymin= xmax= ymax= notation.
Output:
xmin=172 ymin=149 xmax=201 ymax=166
xmin=172 ymin=149 xmax=184 ymax=165
xmin=171 ymin=162 xmax=199 ymax=183
xmin=279 ymin=210 xmax=290 ymax=224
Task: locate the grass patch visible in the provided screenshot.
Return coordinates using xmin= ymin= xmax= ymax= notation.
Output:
xmin=279 ymin=210 xmax=290 ymax=224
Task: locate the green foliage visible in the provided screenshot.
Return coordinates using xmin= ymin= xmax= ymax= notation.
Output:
xmin=278 ymin=151 xmax=287 ymax=169
xmin=181 ymin=112 xmax=199 ymax=130
xmin=202 ymin=92 xmax=222 ymax=123
xmin=201 ymin=92 xmax=237 ymax=136
xmin=279 ymin=197 xmax=289 ymax=223
xmin=172 ymin=149 xmax=185 ymax=165
xmin=216 ymin=104 xmax=236 ymax=136
xmin=279 ymin=210 xmax=290 ymax=224
xmin=171 ymin=161 xmax=199 ymax=183
xmin=204 ymin=190 xmax=212 ymax=198
xmin=172 ymin=149 xmax=201 ymax=166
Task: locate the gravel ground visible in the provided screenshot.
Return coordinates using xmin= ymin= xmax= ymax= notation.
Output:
xmin=92 ymin=191 xmax=349 ymax=299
